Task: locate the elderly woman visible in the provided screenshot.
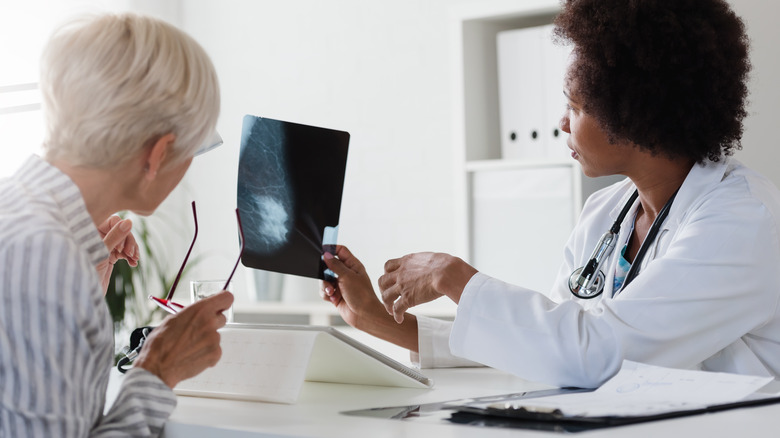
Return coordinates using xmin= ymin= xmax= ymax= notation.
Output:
xmin=0 ymin=14 xmax=232 ymax=436
xmin=322 ymin=0 xmax=780 ymax=388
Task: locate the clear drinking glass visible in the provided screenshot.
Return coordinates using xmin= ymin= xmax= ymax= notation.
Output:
xmin=190 ymin=280 xmax=234 ymax=322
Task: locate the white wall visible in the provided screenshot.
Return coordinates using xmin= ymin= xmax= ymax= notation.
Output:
xmin=5 ymin=0 xmax=777 ymax=308
xmin=178 ymin=0 xmax=475 ymax=305
xmin=730 ymin=0 xmax=780 ymax=180
xmin=0 ymin=0 xmax=132 ymax=177
xmin=172 ymin=0 xmax=780 ymax=307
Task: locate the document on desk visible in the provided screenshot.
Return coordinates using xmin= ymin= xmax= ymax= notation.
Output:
xmin=175 ymin=327 xmax=315 ymax=404
xmin=174 ymin=324 xmax=432 ymax=404
xmin=474 ymin=360 xmax=776 ymax=418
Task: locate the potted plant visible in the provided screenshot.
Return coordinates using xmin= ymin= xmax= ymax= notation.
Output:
xmin=105 ymin=212 xmax=201 ymax=362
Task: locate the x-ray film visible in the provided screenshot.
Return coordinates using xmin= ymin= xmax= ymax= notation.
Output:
xmin=237 ymin=115 xmax=349 ymax=280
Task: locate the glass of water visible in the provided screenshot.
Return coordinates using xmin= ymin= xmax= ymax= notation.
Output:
xmin=190 ymin=280 xmax=234 ymax=322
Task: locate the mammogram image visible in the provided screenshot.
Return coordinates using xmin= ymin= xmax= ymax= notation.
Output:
xmin=237 ymin=115 xmax=349 ymax=280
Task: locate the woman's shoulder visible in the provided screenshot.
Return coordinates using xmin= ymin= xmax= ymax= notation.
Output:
xmin=695 ymin=158 xmax=780 ymax=216
xmin=722 ymin=159 xmax=780 ymax=201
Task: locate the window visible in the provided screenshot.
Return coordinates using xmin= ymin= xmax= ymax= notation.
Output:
xmin=0 ymin=84 xmax=44 ymax=177
xmin=0 ymin=0 xmax=128 ymax=177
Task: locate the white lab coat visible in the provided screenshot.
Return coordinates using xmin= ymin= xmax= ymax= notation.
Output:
xmin=416 ymin=158 xmax=780 ymax=388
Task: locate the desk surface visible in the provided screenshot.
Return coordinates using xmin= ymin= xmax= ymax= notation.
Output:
xmin=109 ymin=328 xmax=780 ymax=437
xmin=159 ymin=366 xmax=780 ymax=438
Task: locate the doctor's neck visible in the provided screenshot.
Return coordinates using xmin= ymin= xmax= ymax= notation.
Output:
xmin=627 ymin=154 xmax=695 ymax=219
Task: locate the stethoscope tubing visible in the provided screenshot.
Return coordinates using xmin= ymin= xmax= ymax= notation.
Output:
xmin=568 ymin=188 xmax=678 ymax=299
xmin=618 ymin=189 xmax=678 ymax=293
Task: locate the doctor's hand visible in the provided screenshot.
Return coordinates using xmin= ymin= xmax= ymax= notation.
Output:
xmin=96 ymin=216 xmax=139 ymax=295
xmin=378 ymin=252 xmax=478 ymax=323
xmin=321 ymin=246 xmax=420 ymax=353
xmin=320 ymin=246 xmax=388 ymax=330
xmin=132 ymin=291 xmax=233 ymax=389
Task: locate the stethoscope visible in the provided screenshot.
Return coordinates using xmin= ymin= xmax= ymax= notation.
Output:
xmin=568 ymin=188 xmax=678 ymax=299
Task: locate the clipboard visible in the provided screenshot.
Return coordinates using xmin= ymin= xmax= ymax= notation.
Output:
xmin=343 ymin=360 xmax=780 ymax=433
xmin=446 ymin=363 xmax=780 ymax=433
xmin=343 ymin=385 xmax=780 ymax=433
xmin=448 ymin=392 xmax=780 ymax=432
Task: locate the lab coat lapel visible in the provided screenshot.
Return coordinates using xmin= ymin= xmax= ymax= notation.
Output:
xmin=643 ymin=158 xmax=730 ymax=262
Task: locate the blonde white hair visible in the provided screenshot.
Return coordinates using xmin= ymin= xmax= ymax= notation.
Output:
xmin=40 ymin=13 xmax=220 ymax=167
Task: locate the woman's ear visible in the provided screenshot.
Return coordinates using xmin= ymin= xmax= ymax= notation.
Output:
xmin=143 ymin=133 xmax=176 ymax=181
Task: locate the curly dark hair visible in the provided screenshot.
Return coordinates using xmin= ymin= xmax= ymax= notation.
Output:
xmin=553 ymin=0 xmax=750 ymax=162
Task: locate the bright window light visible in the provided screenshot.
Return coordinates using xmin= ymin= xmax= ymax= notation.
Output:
xmin=0 ymin=0 xmax=128 ymax=177
xmin=0 ymin=85 xmax=44 ymax=177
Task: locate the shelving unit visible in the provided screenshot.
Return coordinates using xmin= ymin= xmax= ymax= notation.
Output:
xmin=451 ymin=0 xmax=622 ymax=292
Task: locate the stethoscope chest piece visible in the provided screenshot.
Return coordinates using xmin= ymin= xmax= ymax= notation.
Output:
xmin=568 ymin=187 xmax=678 ymax=300
xmin=569 ymin=266 xmax=605 ymax=298
xmin=568 ymin=190 xmax=639 ymax=300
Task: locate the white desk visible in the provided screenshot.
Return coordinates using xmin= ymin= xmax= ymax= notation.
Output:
xmin=164 ymin=367 xmax=546 ymax=437
xmin=158 ymin=366 xmax=780 ymax=438
xmin=108 ymin=328 xmax=780 ymax=437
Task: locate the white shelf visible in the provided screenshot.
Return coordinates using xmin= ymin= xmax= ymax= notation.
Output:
xmin=236 ymin=302 xmax=339 ymax=326
xmin=451 ymin=0 xmax=563 ymax=263
xmin=465 ymin=158 xmax=573 ymax=173
xmin=235 ymin=299 xmax=457 ymax=326
xmin=450 ymin=0 xmax=559 ymax=22
xmin=450 ymin=0 xmax=626 ymax=292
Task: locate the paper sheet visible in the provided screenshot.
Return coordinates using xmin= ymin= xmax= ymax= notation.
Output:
xmin=173 ymin=325 xmax=431 ymax=404
xmin=174 ymin=329 xmax=317 ymax=404
xmin=496 ymin=360 xmax=774 ymax=417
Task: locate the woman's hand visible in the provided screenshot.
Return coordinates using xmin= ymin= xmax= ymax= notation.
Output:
xmin=378 ymin=252 xmax=478 ymax=323
xmin=133 ymin=291 xmax=234 ymax=388
xmin=96 ymin=216 xmax=139 ymax=294
xmin=321 ymin=246 xmax=420 ymax=352
xmin=320 ymin=246 xmax=386 ymax=330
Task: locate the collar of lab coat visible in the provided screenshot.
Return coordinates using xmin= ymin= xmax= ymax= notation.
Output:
xmin=671 ymin=157 xmax=731 ymax=225
xmin=608 ymin=157 xmax=731 ymax=230
xmin=605 ymin=157 xmax=731 ymax=274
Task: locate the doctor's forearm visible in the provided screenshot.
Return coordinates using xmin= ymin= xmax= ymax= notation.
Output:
xmin=434 ymin=256 xmax=478 ymax=304
xmin=358 ymin=311 xmax=420 ymax=353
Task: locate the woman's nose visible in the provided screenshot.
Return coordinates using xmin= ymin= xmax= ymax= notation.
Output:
xmin=560 ymin=112 xmax=570 ymax=134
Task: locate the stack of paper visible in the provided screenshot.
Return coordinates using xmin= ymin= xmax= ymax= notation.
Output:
xmin=482 ymin=360 xmax=777 ymax=418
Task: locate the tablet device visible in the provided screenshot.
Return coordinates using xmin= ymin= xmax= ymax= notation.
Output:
xmin=174 ymin=324 xmax=433 ymax=404
xmin=237 ymin=115 xmax=349 ymax=280
xmin=242 ymin=323 xmax=433 ymax=389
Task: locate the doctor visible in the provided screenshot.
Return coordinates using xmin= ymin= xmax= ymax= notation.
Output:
xmin=321 ymin=0 xmax=780 ymax=388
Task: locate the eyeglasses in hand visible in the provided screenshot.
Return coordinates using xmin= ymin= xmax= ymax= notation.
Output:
xmin=149 ymin=201 xmax=244 ymax=314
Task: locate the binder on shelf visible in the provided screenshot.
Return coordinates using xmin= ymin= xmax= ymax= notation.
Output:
xmin=497 ymin=24 xmax=571 ymax=161
xmin=497 ymin=25 xmax=545 ymax=160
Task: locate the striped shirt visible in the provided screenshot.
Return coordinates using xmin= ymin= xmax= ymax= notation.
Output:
xmin=0 ymin=155 xmax=176 ymax=437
